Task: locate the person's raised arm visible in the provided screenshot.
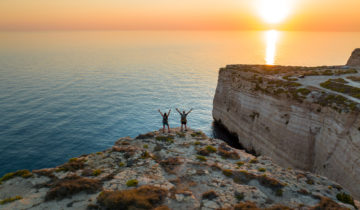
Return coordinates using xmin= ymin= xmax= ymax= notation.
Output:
xmin=176 ymin=108 xmax=181 ymax=114
xmin=168 ymin=109 xmax=171 ymax=116
xmin=158 ymin=109 xmax=163 ymax=117
xmin=186 ymin=108 xmax=193 ymax=115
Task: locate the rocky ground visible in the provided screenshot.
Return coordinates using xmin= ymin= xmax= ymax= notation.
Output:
xmin=0 ymin=128 xmax=358 ymax=210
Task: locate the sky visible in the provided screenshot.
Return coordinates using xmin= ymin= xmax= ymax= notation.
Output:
xmin=0 ymin=0 xmax=359 ymax=31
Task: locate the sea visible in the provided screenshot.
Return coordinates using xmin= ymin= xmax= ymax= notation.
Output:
xmin=1 ymin=30 xmax=360 ymax=176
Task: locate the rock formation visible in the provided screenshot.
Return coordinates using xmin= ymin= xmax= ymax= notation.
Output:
xmin=347 ymin=48 xmax=360 ymax=66
xmin=0 ymin=128 xmax=358 ymax=209
xmin=213 ymin=63 xmax=360 ymax=200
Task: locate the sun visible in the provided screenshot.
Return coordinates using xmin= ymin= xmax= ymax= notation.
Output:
xmin=257 ymin=0 xmax=293 ymax=24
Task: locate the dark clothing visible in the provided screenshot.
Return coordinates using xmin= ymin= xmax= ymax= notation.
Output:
xmin=162 ymin=115 xmax=169 ymax=126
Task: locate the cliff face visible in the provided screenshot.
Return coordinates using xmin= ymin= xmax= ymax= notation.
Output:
xmin=347 ymin=48 xmax=360 ymax=66
xmin=0 ymin=128 xmax=357 ymax=209
xmin=213 ymin=64 xmax=360 ymax=200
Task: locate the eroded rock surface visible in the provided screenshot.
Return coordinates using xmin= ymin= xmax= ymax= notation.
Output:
xmin=347 ymin=48 xmax=360 ymax=66
xmin=212 ymin=62 xmax=360 ymax=200
xmin=0 ymin=128 xmax=358 ymax=209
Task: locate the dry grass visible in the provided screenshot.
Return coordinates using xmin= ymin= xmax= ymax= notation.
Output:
xmin=45 ymin=175 xmax=102 ymax=201
xmin=0 ymin=196 xmax=22 ymax=205
xmin=0 ymin=169 xmax=32 ymax=182
xmin=234 ymin=201 xmax=260 ymax=210
xmin=56 ymin=158 xmax=86 ymax=172
xmin=217 ymin=144 xmax=240 ymax=160
xmin=311 ymin=197 xmax=349 ymax=210
xmin=97 ymin=185 xmax=167 ymax=210
xmin=126 ymin=179 xmax=139 ymax=187
xmin=159 ymin=157 xmax=182 ymax=174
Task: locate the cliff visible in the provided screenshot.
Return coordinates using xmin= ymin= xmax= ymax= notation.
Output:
xmin=213 ymin=63 xmax=360 ymax=201
xmin=347 ymin=48 xmax=360 ymax=66
xmin=0 ymin=128 xmax=358 ymax=209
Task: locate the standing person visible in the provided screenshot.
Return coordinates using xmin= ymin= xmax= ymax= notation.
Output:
xmin=176 ymin=108 xmax=193 ymax=131
xmin=158 ymin=109 xmax=171 ymax=133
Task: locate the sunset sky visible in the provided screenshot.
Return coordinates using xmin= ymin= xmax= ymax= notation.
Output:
xmin=1 ymin=0 xmax=360 ymax=31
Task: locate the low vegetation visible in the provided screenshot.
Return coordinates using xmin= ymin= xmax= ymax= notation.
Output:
xmin=347 ymin=76 xmax=360 ymax=82
xmin=311 ymin=197 xmax=349 ymax=210
xmin=196 ymin=155 xmax=207 ymax=162
xmin=320 ymin=79 xmax=360 ymax=99
xmin=222 ymin=169 xmax=233 ymax=177
xmin=249 ymin=158 xmax=258 ymax=164
xmin=236 ymin=161 xmax=245 ymax=167
xmin=0 ymin=196 xmax=22 ymax=205
xmin=126 ymin=179 xmax=139 ymax=187
xmin=217 ymin=144 xmax=240 ymax=160
xmin=45 ymin=175 xmax=101 ymax=201
xmin=0 ymin=169 xmax=32 ymax=182
xmin=92 ymin=169 xmax=102 ymax=176
xmin=202 ymin=190 xmax=218 ymax=200
xmin=159 ymin=157 xmax=182 ymax=174
xmin=96 ymin=185 xmax=167 ymax=209
xmin=155 ymin=135 xmax=175 ymax=143
xmin=336 ymin=192 xmax=355 ymax=206
xmin=258 ymin=168 xmax=266 ymax=172
xmin=56 ymin=158 xmax=86 ymax=172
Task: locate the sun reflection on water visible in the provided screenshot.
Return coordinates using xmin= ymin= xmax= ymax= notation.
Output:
xmin=265 ymin=30 xmax=279 ymax=65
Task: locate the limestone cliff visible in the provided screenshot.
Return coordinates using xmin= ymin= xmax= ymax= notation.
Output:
xmin=347 ymin=48 xmax=360 ymax=66
xmin=0 ymin=128 xmax=358 ymax=209
xmin=213 ymin=63 xmax=360 ymax=200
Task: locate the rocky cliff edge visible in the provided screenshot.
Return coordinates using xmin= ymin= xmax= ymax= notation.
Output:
xmin=0 ymin=128 xmax=358 ymax=209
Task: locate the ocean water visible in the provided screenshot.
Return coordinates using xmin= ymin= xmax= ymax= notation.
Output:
xmin=0 ymin=31 xmax=360 ymax=176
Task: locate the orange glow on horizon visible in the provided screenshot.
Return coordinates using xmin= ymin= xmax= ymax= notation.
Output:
xmin=0 ymin=0 xmax=360 ymax=31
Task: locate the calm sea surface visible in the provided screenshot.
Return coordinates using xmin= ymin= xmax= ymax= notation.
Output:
xmin=1 ymin=31 xmax=360 ymax=176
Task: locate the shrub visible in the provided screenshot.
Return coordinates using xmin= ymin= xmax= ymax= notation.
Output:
xmin=197 ymin=148 xmax=210 ymax=156
xmin=176 ymin=132 xmax=186 ymax=138
xmin=296 ymin=88 xmax=311 ymax=95
xmin=347 ymin=76 xmax=360 ymax=82
xmin=118 ymin=162 xmax=125 ymax=167
xmin=191 ymin=131 xmax=205 ymax=138
xmin=202 ymin=190 xmax=218 ymax=200
xmin=56 ymin=158 xmax=85 ymax=172
xmin=234 ymin=201 xmax=260 ymax=210
xmin=258 ymin=175 xmax=285 ymax=190
xmin=249 ymin=112 xmax=260 ymax=120
xmin=236 ymin=161 xmax=245 ymax=166
xmin=222 ymin=169 xmax=233 ymax=177
xmin=155 ymin=136 xmax=174 ymax=143
xmin=126 ymin=179 xmax=139 ymax=187
xmin=312 ymin=197 xmax=349 ymax=210
xmin=258 ymin=168 xmax=266 ymax=172
xmin=45 ymin=175 xmax=101 ymax=201
xmin=159 ymin=157 xmax=182 ymax=174
xmin=97 ymin=185 xmax=167 ymax=209
xmin=143 ymin=144 xmax=148 ymax=149
xmin=196 ymin=155 xmax=207 ymax=162
xmin=194 ymin=141 xmax=201 ymax=146
xmin=306 ymin=179 xmax=314 ymax=185
xmin=320 ymin=79 xmax=360 ymax=99
xmin=217 ymin=146 xmax=240 ymax=160
xmin=0 ymin=169 xmax=32 ymax=182
xmin=0 ymin=196 xmax=22 ymax=205
xmin=234 ymin=192 xmax=244 ymax=201
xmin=205 ymin=145 xmax=217 ymax=153
xmin=141 ymin=151 xmax=151 ymax=159
xmin=93 ymin=169 xmax=102 ymax=176
xmin=249 ymin=158 xmax=258 ymax=164
xmin=336 ymin=192 xmax=355 ymax=206
xmin=276 ymin=189 xmax=283 ymax=196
